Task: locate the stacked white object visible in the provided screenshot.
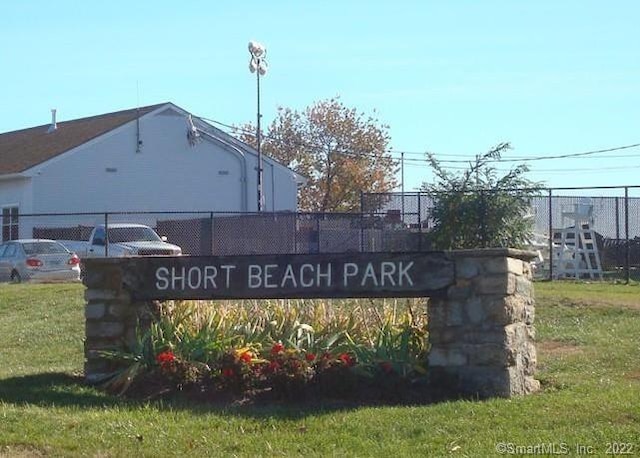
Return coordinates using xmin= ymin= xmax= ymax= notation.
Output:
xmin=552 ymin=199 xmax=603 ymax=280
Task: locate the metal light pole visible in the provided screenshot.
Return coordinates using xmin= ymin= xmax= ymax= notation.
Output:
xmin=248 ymin=40 xmax=268 ymax=212
xmin=401 ymin=151 xmax=405 ymax=224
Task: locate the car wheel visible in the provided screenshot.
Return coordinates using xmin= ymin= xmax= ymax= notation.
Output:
xmin=10 ymin=270 xmax=22 ymax=284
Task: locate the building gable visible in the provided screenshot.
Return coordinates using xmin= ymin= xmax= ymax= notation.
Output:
xmin=0 ymin=104 xmax=165 ymax=176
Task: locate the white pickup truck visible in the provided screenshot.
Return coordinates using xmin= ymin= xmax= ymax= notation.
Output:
xmin=61 ymin=223 xmax=182 ymax=258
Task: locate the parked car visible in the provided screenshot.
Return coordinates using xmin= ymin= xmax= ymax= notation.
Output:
xmin=60 ymin=223 xmax=182 ymax=258
xmin=0 ymin=239 xmax=81 ymax=283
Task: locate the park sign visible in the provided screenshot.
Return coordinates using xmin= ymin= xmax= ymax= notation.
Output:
xmin=123 ymin=252 xmax=455 ymax=300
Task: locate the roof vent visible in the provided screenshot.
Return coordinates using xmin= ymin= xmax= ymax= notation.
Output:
xmin=47 ymin=109 xmax=57 ymax=133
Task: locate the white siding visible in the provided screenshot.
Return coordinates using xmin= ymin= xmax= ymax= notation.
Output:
xmin=265 ymin=159 xmax=298 ymax=211
xmin=0 ymin=178 xmax=31 ymax=211
xmin=29 ymin=107 xmax=298 ymax=215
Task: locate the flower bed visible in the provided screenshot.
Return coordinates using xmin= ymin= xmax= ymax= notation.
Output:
xmin=101 ymin=299 xmax=430 ymax=403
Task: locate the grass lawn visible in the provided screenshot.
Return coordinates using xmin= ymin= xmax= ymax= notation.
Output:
xmin=1 ymin=282 xmax=639 ymax=457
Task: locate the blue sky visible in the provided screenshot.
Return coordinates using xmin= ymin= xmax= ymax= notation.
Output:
xmin=1 ymin=1 xmax=639 ymax=195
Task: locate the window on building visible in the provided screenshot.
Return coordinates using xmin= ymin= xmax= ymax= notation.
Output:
xmin=2 ymin=207 xmax=19 ymax=241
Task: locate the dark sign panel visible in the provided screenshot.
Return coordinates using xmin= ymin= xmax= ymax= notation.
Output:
xmin=124 ymin=252 xmax=455 ymax=300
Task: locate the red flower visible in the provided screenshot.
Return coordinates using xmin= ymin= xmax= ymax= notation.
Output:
xmin=268 ymin=361 xmax=281 ymax=372
xmin=380 ymin=361 xmax=394 ymax=374
xmin=222 ymin=368 xmax=235 ymax=378
xmin=239 ymin=351 xmax=252 ymax=364
xmin=156 ymin=350 xmax=175 ymax=365
xmin=338 ymin=353 xmax=355 ymax=367
xmin=305 ymin=353 xmax=316 ymax=362
xmin=271 ymin=342 xmax=285 ymax=355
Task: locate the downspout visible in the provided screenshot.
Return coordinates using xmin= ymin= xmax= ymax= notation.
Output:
xmin=270 ymin=162 xmax=275 ymax=211
xmin=195 ymin=129 xmax=249 ymax=212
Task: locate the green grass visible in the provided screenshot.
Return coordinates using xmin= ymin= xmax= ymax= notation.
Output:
xmin=1 ymin=282 xmax=639 ymax=457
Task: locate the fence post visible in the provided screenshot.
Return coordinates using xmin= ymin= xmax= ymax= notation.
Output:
xmin=316 ymin=215 xmax=321 ymax=254
xmin=615 ymin=197 xmax=620 ymax=271
xmin=625 ymin=187 xmax=630 ymax=284
xmin=615 ymin=197 xmax=620 ymax=240
xmin=479 ymin=190 xmax=487 ymax=248
xmin=359 ymin=192 xmax=365 ymax=252
xmin=104 ymin=212 xmax=109 ymax=257
xmin=417 ymin=192 xmax=423 ymax=251
xmin=209 ymin=212 xmax=214 ymax=255
xmin=294 ymin=213 xmax=300 ymax=254
xmin=548 ymin=189 xmax=553 ymax=281
xmin=360 ymin=212 xmax=365 ymax=252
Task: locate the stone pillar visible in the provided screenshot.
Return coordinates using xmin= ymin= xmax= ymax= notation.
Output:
xmin=428 ymin=249 xmax=539 ymax=398
xmin=83 ymin=259 xmax=157 ymax=383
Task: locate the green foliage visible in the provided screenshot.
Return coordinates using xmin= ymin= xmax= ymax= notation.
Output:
xmin=99 ymin=298 xmax=429 ymax=399
xmin=148 ymin=301 xmax=236 ymax=364
xmin=422 ymin=143 xmax=542 ymax=249
xmin=346 ymin=316 xmax=428 ymax=379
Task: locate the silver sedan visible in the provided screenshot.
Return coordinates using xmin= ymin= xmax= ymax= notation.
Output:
xmin=0 ymin=239 xmax=81 ymax=283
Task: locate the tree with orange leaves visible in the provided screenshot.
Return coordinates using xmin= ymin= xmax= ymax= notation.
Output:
xmin=237 ymin=98 xmax=397 ymax=212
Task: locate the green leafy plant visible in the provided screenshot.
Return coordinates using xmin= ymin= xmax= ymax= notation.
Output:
xmin=99 ymin=298 xmax=430 ymax=400
xmin=422 ymin=143 xmax=542 ymax=249
xmin=346 ymin=318 xmax=428 ymax=379
xmin=97 ymin=321 xmax=159 ymax=395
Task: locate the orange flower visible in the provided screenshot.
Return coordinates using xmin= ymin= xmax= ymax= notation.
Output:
xmin=239 ymin=351 xmax=252 ymax=364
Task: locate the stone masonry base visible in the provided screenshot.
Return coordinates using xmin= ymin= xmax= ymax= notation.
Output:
xmin=83 ymin=249 xmax=539 ymax=398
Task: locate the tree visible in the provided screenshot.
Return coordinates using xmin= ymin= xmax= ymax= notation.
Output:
xmin=421 ymin=143 xmax=542 ymax=249
xmin=237 ymin=98 xmax=397 ymax=212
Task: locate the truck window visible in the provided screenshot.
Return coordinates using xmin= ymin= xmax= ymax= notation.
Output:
xmin=93 ymin=227 xmax=106 ymax=246
xmin=108 ymin=227 xmax=161 ymax=243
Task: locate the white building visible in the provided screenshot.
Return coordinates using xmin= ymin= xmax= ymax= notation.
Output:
xmin=0 ymin=102 xmax=304 ymax=242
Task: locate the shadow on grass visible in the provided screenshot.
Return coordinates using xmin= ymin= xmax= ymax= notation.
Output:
xmin=0 ymin=372 xmax=120 ymax=408
xmin=0 ymin=372 xmax=454 ymax=419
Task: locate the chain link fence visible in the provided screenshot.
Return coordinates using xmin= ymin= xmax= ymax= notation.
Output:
xmin=7 ymin=210 xmax=427 ymax=259
xmin=362 ymin=186 xmax=640 ymax=282
xmin=3 ymin=185 xmax=639 ymax=283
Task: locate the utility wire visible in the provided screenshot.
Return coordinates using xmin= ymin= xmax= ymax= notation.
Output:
xmin=392 ymin=143 xmax=640 ymax=159
xmin=403 ymin=161 xmax=640 ymax=173
xmin=423 ymin=143 xmax=640 ymax=163
xmin=197 ymin=114 xmax=640 ymax=166
xmin=198 ymin=115 xmax=394 ymax=162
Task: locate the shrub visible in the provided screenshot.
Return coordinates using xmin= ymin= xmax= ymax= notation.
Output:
xmin=423 ymin=143 xmax=542 ymax=249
